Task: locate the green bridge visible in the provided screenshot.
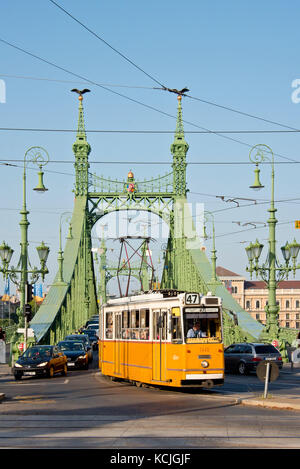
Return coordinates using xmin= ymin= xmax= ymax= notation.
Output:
xmin=19 ymin=94 xmax=296 ymax=357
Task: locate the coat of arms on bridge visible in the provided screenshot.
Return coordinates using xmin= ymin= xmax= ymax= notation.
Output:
xmin=124 ymin=170 xmax=137 ymax=196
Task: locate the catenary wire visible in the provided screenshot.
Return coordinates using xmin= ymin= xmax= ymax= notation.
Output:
xmin=0 ymin=37 xmax=299 ymax=164
xmin=47 ymin=0 xmax=300 ymax=134
xmin=1 ymin=127 xmax=300 ymax=134
xmin=1 ymin=72 xmax=299 ymax=133
xmin=47 ymin=0 xmax=165 ymax=88
xmin=0 ymin=73 xmax=155 ymax=89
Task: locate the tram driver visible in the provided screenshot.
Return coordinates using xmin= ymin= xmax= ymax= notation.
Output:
xmin=187 ymin=322 xmax=206 ymax=338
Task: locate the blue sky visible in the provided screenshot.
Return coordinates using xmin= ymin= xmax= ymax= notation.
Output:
xmin=1 ymin=0 xmax=300 ymax=295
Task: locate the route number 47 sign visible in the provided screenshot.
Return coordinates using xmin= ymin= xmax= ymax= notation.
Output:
xmin=185 ymin=293 xmax=200 ymax=304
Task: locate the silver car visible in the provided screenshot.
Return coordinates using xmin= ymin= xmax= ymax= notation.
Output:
xmin=224 ymin=342 xmax=283 ymax=375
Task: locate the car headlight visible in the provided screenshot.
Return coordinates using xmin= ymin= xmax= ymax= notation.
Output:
xmin=77 ymin=355 xmax=86 ymax=359
xmin=14 ymin=363 xmax=23 ymax=368
xmin=37 ymin=362 xmax=48 ymax=367
xmin=201 ymin=360 xmax=209 ymax=368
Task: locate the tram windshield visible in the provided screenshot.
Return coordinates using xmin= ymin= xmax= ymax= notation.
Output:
xmin=183 ymin=307 xmax=222 ymax=343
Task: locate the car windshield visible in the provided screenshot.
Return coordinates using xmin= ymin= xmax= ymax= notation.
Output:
xmin=254 ymin=345 xmax=279 ymax=354
xmin=66 ymin=335 xmax=87 ymax=342
xmin=58 ymin=342 xmax=84 ymax=351
xmin=83 ymin=330 xmax=96 ymax=336
xmin=22 ymin=346 xmax=52 ymax=358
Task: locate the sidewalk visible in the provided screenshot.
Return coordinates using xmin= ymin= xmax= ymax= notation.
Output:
xmin=0 ymin=362 xmax=11 ymax=402
xmin=237 ymin=362 xmax=300 ymax=411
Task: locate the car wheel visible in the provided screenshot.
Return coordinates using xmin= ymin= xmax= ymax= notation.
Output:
xmin=61 ymin=364 xmax=67 ymax=376
xmin=14 ymin=373 xmax=22 ymax=381
xmin=47 ymin=366 xmax=54 ymax=378
xmin=237 ymin=362 xmax=247 ymax=375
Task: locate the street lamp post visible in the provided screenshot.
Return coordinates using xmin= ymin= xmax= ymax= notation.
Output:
xmin=54 ymin=212 xmax=72 ymax=286
xmin=245 ymin=144 xmax=300 ymax=345
xmin=0 ymin=147 xmax=50 ymax=353
xmin=203 ymin=211 xmax=219 ymax=286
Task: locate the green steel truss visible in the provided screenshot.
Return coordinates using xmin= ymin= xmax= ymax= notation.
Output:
xmin=30 ymin=94 xmax=271 ymax=347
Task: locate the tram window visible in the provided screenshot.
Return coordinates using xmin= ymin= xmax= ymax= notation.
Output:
xmin=131 ymin=329 xmax=140 ymax=340
xmin=122 ymin=311 xmax=129 ymax=328
xmin=209 ymin=320 xmax=216 ymax=337
xmin=105 ymin=312 xmax=113 ymax=339
xmin=183 ymin=311 xmax=221 ymax=342
xmin=115 ymin=313 xmax=122 ymax=339
xmin=140 ymin=329 xmax=149 ymax=340
xmin=130 ymin=310 xmax=139 ymax=328
xmin=139 ymin=309 xmax=150 ymax=340
xmin=153 ymin=311 xmax=167 ymax=340
xmin=140 ymin=309 xmax=149 ymax=328
xmin=171 ymin=317 xmax=182 ymax=342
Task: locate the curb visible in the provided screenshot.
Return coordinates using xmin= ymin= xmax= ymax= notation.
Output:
xmin=240 ymin=398 xmax=300 ymax=411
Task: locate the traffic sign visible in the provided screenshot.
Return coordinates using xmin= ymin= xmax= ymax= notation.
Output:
xmin=17 ymin=328 xmax=35 ymax=338
xmin=18 ymin=343 xmax=24 ymax=352
xmin=295 ymin=221 xmax=300 ymax=229
xmin=256 ymin=360 xmax=279 ymax=382
xmin=272 ymin=339 xmax=279 ymax=348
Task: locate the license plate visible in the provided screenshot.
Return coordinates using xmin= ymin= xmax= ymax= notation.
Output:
xmin=24 ymin=371 xmax=36 ymax=376
xmin=265 ymin=357 xmax=276 ymax=360
xmin=68 ymin=363 xmax=75 ymax=366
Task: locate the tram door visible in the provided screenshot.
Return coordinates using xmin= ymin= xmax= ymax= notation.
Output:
xmin=152 ymin=310 xmax=168 ymax=382
xmin=114 ymin=312 xmax=122 ymax=376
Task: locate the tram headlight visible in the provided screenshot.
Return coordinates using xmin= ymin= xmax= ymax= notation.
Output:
xmin=201 ymin=360 xmax=209 ymax=368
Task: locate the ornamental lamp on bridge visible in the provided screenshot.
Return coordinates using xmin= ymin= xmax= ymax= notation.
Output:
xmin=245 ymin=144 xmax=300 ymax=349
xmin=0 ymin=146 xmax=51 ymax=353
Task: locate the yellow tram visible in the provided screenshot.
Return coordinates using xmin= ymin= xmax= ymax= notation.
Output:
xmin=99 ymin=290 xmax=224 ymax=388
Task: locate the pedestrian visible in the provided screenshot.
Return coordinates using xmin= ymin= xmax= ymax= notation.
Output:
xmin=0 ymin=327 xmax=6 ymax=342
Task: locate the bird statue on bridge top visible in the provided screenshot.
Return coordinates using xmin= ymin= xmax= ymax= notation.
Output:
xmin=71 ymin=88 xmax=91 ymax=100
xmin=155 ymin=86 xmax=190 ymax=97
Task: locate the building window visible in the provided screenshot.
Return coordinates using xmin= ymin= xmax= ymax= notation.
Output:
xmin=286 ymin=300 xmax=290 ymax=309
xmin=296 ymin=314 xmax=299 ymax=320
xmin=256 ymin=300 xmax=260 ymax=309
xmin=286 ymin=314 xmax=290 ymax=320
xmin=246 ymin=300 xmax=250 ymax=309
xmin=286 ymin=322 xmax=290 ymax=328
xmin=296 ymin=300 xmax=300 ymax=309
xmin=256 ymin=314 xmax=260 ymax=320
xmin=296 ymin=322 xmax=300 ymax=329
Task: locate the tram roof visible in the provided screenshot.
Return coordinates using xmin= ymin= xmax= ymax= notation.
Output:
xmin=103 ymin=290 xmax=221 ymax=308
xmin=105 ymin=291 xmax=177 ymax=306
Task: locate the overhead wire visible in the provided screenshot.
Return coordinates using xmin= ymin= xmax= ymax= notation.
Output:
xmin=0 ymin=73 xmax=155 ymax=89
xmin=48 ymin=0 xmax=165 ymax=88
xmin=1 ymin=36 xmax=300 ymax=164
xmin=1 ymin=126 xmax=300 ymax=134
xmin=48 ymin=0 xmax=300 ymax=134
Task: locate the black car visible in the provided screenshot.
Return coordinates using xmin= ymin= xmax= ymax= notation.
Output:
xmin=224 ymin=342 xmax=283 ymax=375
xmin=13 ymin=345 xmax=67 ymax=380
xmin=64 ymin=334 xmax=93 ymax=362
xmin=81 ymin=329 xmax=98 ymax=350
xmin=57 ymin=341 xmax=89 ymax=369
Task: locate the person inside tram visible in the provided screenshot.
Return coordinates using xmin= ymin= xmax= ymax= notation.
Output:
xmin=187 ymin=322 xmax=206 ymax=338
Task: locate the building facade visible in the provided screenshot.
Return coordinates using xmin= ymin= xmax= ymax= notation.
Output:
xmin=216 ymin=266 xmax=300 ymax=329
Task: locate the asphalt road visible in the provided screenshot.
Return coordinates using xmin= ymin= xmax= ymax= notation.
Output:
xmin=1 ymin=352 xmax=300 ymax=450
